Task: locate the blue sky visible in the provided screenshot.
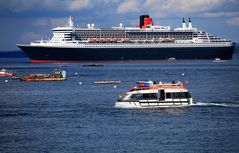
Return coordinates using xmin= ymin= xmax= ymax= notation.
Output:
xmin=0 ymin=0 xmax=239 ymax=51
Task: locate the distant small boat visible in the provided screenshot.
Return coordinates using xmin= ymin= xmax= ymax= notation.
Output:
xmin=0 ymin=69 xmax=16 ymax=77
xmin=94 ymin=81 xmax=121 ymax=84
xmin=82 ymin=64 xmax=104 ymax=67
xmin=11 ymin=76 xmax=21 ymax=80
xmin=167 ymin=57 xmax=176 ymax=61
xmin=20 ymin=70 xmax=66 ymax=81
xmin=213 ymin=58 xmax=225 ymax=63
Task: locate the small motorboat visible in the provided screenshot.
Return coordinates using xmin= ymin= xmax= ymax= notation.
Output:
xmin=20 ymin=70 xmax=66 ymax=81
xmin=167 ymin=57 xmax=176 ymax=61
xmin=11 ymin=76 xmax=21 ymax=80
xmin=0 ymin=69 xmax=16 ymax=77
xmin=82 ymin=64 xmax=104 ymax=67
xmin=115 ymin=80 xmax=193 ymax=108
xmin=94 ymin=81 xmax=121 ymax=84
xmin=213 ymin=58 xmax=225 ymax=63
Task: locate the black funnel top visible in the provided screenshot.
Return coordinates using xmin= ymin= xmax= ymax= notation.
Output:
xmin=140 ymin=15 xmax=150 ymax=28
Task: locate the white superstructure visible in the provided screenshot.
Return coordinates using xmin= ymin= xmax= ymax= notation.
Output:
xmin=29 ymin=16 xmax=233 ymax=48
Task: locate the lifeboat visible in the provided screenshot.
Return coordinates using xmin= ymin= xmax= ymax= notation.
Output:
xmin=20 ymin=70 xmax=66 ymax=81
xmin=115 ymin=80 xmax=193 ymax=108
xmin=160 ymin=37 xmax=176 ymax=43
xmin=121 ymin=38 xmax=129 ymax=42
xmin=110 ymin=38 xmax=117 ymax=42
xmin=88 ymin=38 xmax=97 ymax=43
xmin=96 ymin=38 xmax=102 ymax=41
xmin=0 ymin=69 xmax=16 ymax=77
xmin=100 ymin=38 xmax=109 ymax=42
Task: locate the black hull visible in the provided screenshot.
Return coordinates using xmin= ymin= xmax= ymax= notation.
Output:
xmin=17 ymin=45 xmax=235 ymax=62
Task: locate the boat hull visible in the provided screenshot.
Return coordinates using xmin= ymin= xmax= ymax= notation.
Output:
xmin=18 ymin=44 xmax=235 ymax=63
xmin=0 ymin=73 xmax=15 ymax=77
xmin=19 ymin=77 xmax=66 ymax=81
xmin=0 ymin=74 xmax=14 ymax=77
xmin=115 ymin=100 xmax=191 ymax=108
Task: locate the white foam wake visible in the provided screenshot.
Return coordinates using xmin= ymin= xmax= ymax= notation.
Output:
xmin=190 ymin=102 xmax=239 ymax=108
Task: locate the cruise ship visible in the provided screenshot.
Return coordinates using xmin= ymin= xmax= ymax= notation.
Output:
xmin=17 ymin=15 xmax=235 ymax=63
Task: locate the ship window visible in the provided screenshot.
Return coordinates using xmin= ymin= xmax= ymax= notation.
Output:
xmin=185 ymin=92 xmax=191 ymax=98
xmin=130 ymin=93 xmax=157 ymax=100
xmin=130 ymin=94 xmax=142 ymax=99
xmin=172 ymin=92 xmax=185 ymax=98
xmin=142 ymin=93 xmax=158 ymax=99
xmin=171 ymin=92 xmax=191 ymax=98
xmin=166 ymin=93 xmax=172 ymax=98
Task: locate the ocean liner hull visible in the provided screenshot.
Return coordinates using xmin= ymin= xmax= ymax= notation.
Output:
xmin=18 ymin=45 xmax=234 ymax=62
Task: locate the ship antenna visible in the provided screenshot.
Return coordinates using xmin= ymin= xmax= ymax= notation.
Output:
xmin=68 ymin=16 xmax=74 ymax=27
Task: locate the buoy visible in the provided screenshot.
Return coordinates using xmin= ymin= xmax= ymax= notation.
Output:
xmin=114 ymin=85 xmax=117 ymax=88
xmin=78 ymin=82 xmax=82 ymax=85
xmin=5 ymin=80 xmax=8 ymax=83
xmin=75 ymin=72 xmax=78 ymax=75
xmin=182 ymin=73 xmax=185 ymax=76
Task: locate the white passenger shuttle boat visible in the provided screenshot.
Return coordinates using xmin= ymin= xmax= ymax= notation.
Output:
xmin=115 ymin=81 xmax=193 ymax=108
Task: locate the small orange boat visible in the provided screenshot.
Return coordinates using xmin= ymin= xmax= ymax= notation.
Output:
xmin=94 ymin=81 xmax=121 ymax=84
xmin=20 ymin=70 xmax=66 ymax=81
xmin=0 ymin=69 xmax=16 ymax=77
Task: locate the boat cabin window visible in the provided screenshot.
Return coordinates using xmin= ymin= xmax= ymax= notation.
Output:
xmin=130 ymin=93 xmax=158 ymax=100
xmin=185 ymin=92 xmax=191 ymax=98
xmin=143 ymin=93 xmax=158 ymax=99
xmin=166 ymin=93 xmax=172 ymax=98
xmin=172 ymin=92 xmax=184 ymax=98
xmin=130 ymin=94 xmax=142 ymax=99
xmin=166 ymin=92 xmax=191 ymax=99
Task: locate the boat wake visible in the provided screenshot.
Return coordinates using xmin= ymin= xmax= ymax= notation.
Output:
xmin=190 ymin=101 xmax=239 ymax=108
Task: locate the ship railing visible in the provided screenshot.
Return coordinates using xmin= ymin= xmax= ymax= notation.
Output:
xmin=80 ymin=42 xmax=227 ymax=47
xmin=31 ymin=40 xmax=50 ymax=44
xmin=31 ymin=40 xmax=232 ymax=48
xmin=82 ymin=42 xmax=232 ymax=48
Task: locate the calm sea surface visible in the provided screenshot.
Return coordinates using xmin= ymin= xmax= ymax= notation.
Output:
xmin=1 ymin=54 xmax=239 ymax=153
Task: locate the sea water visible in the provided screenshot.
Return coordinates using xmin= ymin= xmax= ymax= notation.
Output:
xmin=0 ymin=54 xmax=239 ymax=153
